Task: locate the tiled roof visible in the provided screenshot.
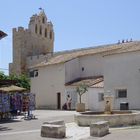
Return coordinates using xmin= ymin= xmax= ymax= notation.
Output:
xmin=65 ymin=76 xmax=103 ymax=87
xmin=30 ymin=41 xmax=140 ymax=69
xmin=90 ymin=81 xmax=104 ymax=88
xmin=103 ymin=41 xmax=140 ymax=56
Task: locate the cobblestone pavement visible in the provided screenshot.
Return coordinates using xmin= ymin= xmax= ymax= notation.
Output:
xmin=1 ymin=110 xmax=140 ymax=140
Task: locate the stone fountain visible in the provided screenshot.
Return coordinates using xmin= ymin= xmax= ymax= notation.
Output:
xmin=104 ymin=95 xmax=114 ymax=114
xmin=75 ymin=92 xmax=140 ymax=127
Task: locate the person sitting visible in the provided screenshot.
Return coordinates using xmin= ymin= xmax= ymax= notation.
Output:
xmin=62 ymin=103 xmax=67 ymax=110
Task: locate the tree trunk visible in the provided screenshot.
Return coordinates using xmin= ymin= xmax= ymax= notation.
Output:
xmin=79 ymin=95 xmax=82 ymax=104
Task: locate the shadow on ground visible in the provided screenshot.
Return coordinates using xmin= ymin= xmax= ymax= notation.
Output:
xmin=0 ymin=126 xmax=12 ymax=131
xmin=0 ymin=119 xmax=21 ymax=124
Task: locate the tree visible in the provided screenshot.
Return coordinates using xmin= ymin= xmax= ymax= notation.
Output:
xmin=0 ymin=71 xmax=8 ymax=80
xmin=0 ymin=72 xmax=30 ymax=90
xmin=76 ymin=83 xmax=88 ymax=104
xmin=9 ymin=74 xmax=30 ymax=90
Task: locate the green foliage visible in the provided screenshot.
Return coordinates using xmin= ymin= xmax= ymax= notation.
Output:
xmin=10 ymin=74 xmax=30 ymax=90
xmin=0 ymin=72 xmax=30 ymax=90
xmin=76 ymin=83 xmax=88 ymax=103
xmin=0 ymin=71 xmax=8 ymax=80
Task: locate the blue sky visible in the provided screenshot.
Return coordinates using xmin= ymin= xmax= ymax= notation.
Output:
xmin=0 ymin=0 xmax=140 ymax=74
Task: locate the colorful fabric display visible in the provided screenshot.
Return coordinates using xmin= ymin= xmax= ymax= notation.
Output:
xmin=0 ymin=93 xmax=10 ymax=113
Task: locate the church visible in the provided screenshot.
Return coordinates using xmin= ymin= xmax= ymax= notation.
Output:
xmin=9 ymin=10 xmax=54 ymax=75
xmin=10 ymin=11 xmax=140 ymax=111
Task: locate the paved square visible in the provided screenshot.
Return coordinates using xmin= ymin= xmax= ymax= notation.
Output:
xmin=1 ymin=110 xmax=140 ymax=140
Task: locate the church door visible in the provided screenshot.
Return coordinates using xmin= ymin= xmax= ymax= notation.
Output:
xmin=57 ymin=92 xmax=61 ymax=109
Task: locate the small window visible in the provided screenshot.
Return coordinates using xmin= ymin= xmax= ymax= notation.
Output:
xmin=40 ymin=26 xmax=42 ymax=35
xmin=98 ymin=93 xmax=104 ymax=102
xmin=45 ymin=28 xmax=47 ymax=38
xmin=82 ymin=67 xmax=84 ymax=71
xmin=29 ymin=71 xmax=34 ymax=78
xmin=116 ymin=89 xmax=127 ymax=98
xmin=35 ymin=24 xmax=37 ymax=33
xmin=29 ymin=70 xmax=38 ymax=77
xmin=34 ymin=70 xmax=38 ymax=77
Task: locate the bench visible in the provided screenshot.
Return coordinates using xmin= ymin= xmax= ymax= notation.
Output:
xmin=90 ymin=121 xmax=109 ymax=137
xmin=41 ymin=120 xmax=66 ymax=138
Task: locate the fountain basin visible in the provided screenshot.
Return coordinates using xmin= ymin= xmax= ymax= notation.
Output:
xmin=75 ymin=110 xmax=140 ymax=127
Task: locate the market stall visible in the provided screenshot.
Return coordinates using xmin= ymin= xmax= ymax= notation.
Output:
xmin=0 ymin=85 xmax=35 ymax=120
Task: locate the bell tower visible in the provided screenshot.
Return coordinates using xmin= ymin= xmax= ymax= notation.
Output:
xmin=9 ymin=10 xmax=54 ymax=75
xmin=28 ymin=9 xmax=54 ymax=55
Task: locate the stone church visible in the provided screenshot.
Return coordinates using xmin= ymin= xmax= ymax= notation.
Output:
xmin=30 ymin=39 xmax=140 ymax=110
xmin=9 ymin=10 xmax=54 ymax=75
xmin=10 ymin=10 xmax=140 ymax=111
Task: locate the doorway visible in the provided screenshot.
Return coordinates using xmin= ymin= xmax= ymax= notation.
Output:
xmin=57 ymin=92 xmax=61 ymax=109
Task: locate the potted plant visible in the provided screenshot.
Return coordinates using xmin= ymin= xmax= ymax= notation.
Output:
xmin=76 ymin=83 xmax=88 ymax=112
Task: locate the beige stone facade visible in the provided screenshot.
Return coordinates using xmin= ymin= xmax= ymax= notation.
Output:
xmin=9 ymin=10 xmax=54 ymax=75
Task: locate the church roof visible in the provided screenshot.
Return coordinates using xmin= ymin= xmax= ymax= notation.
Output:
xmin=90 ymin=81 xmax=104 ymax=88
xmin=65 ymin=76 xmax=104 ymax=88
xmin=103 ymin=41 xmax=140 ymax=56
xmin=30 ymin=41 xmax=140 ymax=69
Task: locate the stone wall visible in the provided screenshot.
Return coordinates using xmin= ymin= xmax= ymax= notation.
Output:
xmin=9 ymin=10 xmax=54 ymax=75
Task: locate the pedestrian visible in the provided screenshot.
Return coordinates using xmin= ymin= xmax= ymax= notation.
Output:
xmin=66 ymin=95 xmax=72 ymax=110
xmin=62 ymin=103 xmax=67 ymax=110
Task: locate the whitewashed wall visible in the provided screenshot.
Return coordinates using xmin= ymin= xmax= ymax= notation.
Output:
xmin=31 ymin=63 xmax=65 ymax=109
xmin=65 ymin=86 xmax=105 ymax=110
xmin=88 ymin=87 xmax=104 ymax=111
xmin=79 ymin=54 xmax=103 ymax=77
xmin=65 ymin=86 xmax=89 ymax=109
xmin=65 ymin=54 xmax=104 ymax=84
xmin=65 ymin=58 xmax=80 ymax=83
xmin=104 ymin=51 xmax=140 ymax=110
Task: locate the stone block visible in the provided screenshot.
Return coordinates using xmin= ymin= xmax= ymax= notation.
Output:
xmin=90 ymin=121 xmax=109 ymax=137
xmin=41 ymin=124 xmax=66 ymax=138
xmin=43 ymin=120 xmax=65 ymax=125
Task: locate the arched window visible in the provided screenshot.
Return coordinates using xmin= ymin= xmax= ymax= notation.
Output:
xmin=40 ymin=26 xmax=42 ymax=35
xmin=50 ymin=31 xmax=52 ymax=39
xmin=35 ymin=24 xmax=37 ymax=33
xmin=42 ymin=17 xmax=45 ymax=23
xmin=45 ymin=28 xmax=47 ymax=38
